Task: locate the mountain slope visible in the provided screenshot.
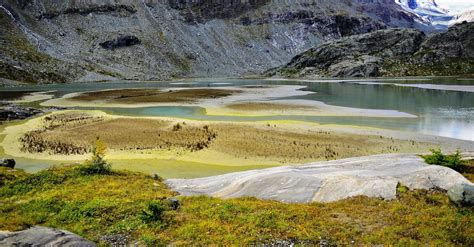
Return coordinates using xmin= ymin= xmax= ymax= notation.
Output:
xmin=0 ymin=0 xmax=433 ymax=83
xmin=268 ymin=22 xmax=474 ymax=78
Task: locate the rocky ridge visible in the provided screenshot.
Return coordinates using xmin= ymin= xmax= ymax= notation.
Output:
xmin=268 ymin=22 xmax=474 ymax=78
xmin=0 ymin=0 xmax=434 ymax=83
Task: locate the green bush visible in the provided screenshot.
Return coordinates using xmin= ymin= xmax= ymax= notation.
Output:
xmin=139 ymin=201 xmax=168 ymax=224
xmin=422 ymin=149 xmax=466 ymax=172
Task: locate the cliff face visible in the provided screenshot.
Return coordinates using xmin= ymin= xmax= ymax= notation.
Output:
xmin=0 ymin=0 xmax=431 ymax=83
xmin=268 ymin=22 xmax=474 ymax=78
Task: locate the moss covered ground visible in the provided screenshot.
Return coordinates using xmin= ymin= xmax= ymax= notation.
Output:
xmin=1 ymin=163 xmax=473 ymax=246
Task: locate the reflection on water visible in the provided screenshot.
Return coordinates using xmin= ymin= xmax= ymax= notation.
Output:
xmin=1 ymin=78 xmax=474 ymax=141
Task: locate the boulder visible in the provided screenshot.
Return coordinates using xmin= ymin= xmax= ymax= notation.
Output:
xmin=0 ymin=226 xmax=95 ymax=247
xmin=168 ymin=198 xmax=180 ymax=210
xmin=448 ymin=183 xmax=474 ymax=206
xmin=0 ymin=159 xmax=15 ymax=168
xmin=167 ymin=154 xmax=473 ymax=203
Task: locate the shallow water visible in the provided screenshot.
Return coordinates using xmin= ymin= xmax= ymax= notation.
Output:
xmin=2 ymin=78 xmax=474 ymax=141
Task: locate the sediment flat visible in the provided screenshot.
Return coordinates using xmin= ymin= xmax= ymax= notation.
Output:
xmin=2 ymin=110 xmax=472 ymax=169
xmin=41 ymin=86 xmax=416 ymax=118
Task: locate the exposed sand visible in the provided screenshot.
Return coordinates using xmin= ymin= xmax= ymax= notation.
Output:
xmin=40 ymin=85 xmax=312 ymax=108
xmin=270 ymin=78 xmax=474 ymax=93
xmin=206 ymin=100 xmax=417 ymax=118
xmin=394 ymin=84 xmax=474 ymax=93
xmin=2 ymin=110 xmax=473 ymax=168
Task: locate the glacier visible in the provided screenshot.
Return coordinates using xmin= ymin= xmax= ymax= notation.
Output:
xmin=396 ymin=0 xmax=454 ymax=28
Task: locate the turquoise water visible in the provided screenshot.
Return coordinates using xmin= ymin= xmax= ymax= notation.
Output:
xmin=1 ymin=78 xmax=474 ymax=141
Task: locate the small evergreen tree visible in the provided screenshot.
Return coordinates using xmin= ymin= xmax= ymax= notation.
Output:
xmin=79 ymin=137 xmax=111 ymax=175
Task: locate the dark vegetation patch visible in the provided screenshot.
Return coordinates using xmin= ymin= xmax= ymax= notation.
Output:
xmin=71 ymin=88 xmax=239 ymax=103
xmin=0 ymin=91 xmax=36 ymax=101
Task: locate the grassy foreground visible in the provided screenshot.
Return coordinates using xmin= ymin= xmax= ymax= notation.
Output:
xmin=1 ymin=164 xmax=473 ymax=246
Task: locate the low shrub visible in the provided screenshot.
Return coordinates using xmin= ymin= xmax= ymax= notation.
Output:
xmin=422 ymin=149 xmax=466 ymax=172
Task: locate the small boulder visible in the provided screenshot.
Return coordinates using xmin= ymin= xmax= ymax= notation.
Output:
xmin=448 ymin=183 xmax=474 ymax=206
xmin=167 ymin=198 xmax=180 ymax=210
xmin=0 ymin=159 xmax=15 ymax=169
xmin=0 ymin=226 xmax=95 ymax=246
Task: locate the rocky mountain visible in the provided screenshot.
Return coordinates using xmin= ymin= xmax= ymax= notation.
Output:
xmin=0 ymin=0 xmax=436 ymax=83
xmin=268 ymin=22 xmax=474 ymax=78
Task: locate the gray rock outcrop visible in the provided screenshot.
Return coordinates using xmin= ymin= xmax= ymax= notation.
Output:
xmin=0 ymin=103 xmax=43 ymax=122
xmin=166 ymin=154 xmax=473 ymax=203
xmin=0 ymin=158 xmax=15 ymax=168
xmin=269 ymin=22 xmax=474 ymax=78
xmin=0 ymin=226 xmax=96 ymax=247
xmin=448 ymin=183 xmax=474 ymax=206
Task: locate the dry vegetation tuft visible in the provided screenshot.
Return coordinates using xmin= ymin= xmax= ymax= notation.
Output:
xmin=19 ymin=112 xmax=432 ymax=163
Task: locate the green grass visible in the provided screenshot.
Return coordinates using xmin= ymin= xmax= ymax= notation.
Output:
xmin=1 ymin=165 xmax=473 ymax=246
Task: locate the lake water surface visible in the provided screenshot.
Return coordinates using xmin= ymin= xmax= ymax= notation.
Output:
xmin=2 ymin=77 xmax=473 ymax=140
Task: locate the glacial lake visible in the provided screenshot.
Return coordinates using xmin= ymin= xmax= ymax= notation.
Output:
xmin=1 ymin=77 xmax=474 ymax=176
xmin=2 ymin=77 xmax=474 ymax=141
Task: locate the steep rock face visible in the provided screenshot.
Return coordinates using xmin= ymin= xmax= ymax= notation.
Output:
xmin=0 ymin=0 xmax=434 ymax=83
xmin=269 ymin=22 xmax=474 ymax=78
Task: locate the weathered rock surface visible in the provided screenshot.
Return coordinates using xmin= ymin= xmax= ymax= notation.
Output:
xmin=0 ymin=226 xmax=95 ymax=247
xmin=166 ymin=154 xmax=473 ymax=203
xmin=448 ymin=183 xmax=474 ymax=206
xmin=99 ymin=35 xmax=141 ymax=50
xmin=0 ymin=103 xmax=43 ymax=122
xmin=269 ymin=22 xmax=474 ymax=78
xmin=0 ymin=0 xmax=435 ymax=83
xmin=0 ymin=158 xmax=15 ymax=168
